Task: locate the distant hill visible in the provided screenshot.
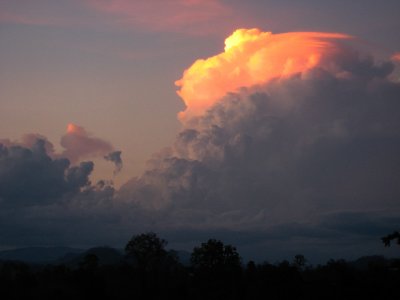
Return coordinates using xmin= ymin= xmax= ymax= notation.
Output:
xmin=349 ymin=255 xmax=392 ymax=270
xmin=0 ymin=246 xmax=194 ymax=266
xmin=59 ymin=247 xmax=123 ymax=267
xmin=0 ymin=247 xmax=84 ymax=263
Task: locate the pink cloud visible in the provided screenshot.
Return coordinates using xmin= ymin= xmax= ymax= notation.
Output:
xmin=0 ymin=11 xmax=55 ymax=26
xmin=392 ymin=52 xmax=400 ymax=62
xmin=60 ymin=123 xmax=113 ymax=163
xmin=0 ymin=3 xmax=93 ymax=28
xmin=87 ymin=0 xmax=232 ymax=35
xmin=0 ymin=1 xmax=234 ymax=35
xmin=0 ymin=125 xmax=113 ymax=164
xmin=1 ymin=124 xmax=123 ymax=175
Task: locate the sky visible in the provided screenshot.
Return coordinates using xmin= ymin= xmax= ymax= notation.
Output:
xmin=1 ymin=0 xmax=400 ymax=263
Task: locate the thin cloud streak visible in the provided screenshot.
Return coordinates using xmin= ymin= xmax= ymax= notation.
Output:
xmin=86 ymin=0 xmax=233 ymax=35
xmin=0 ymin=11 xmax=56 ymax=26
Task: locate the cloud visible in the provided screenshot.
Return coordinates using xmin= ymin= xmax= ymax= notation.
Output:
xmin=175 ymin=28 xmax=351 ymax=121
xmin=0 ymin=1 xmax=88 ymax=28
xmin=159 ymin=210 xmax=400 ymax=262
xmin=0 ymin=11 xmax=55 ymax=26
xmin=60 ymin=123 xmax=114 ymax=163
xmin=1 ymin=124 xmax=122 ymax=168
xmin=0 ymin=178 xmax=122 ymax=247
xmin=87 ymin=0 xmax=232 ymax=35
xmin=392 ymin=52 xmax=400 ymax=62
xmin=0 ymin=127 xmax=128 ymax=248
xmin=0 ymin=133 xmax=55 ymax=155
xmin=104 ymin=150 xmax=123 ymax=174
xmin=1 ymin=29 xmax=400 ymax=262
xmin=0 ymin=137 xmax=125 ymax=247
xmin=0 ymin=139 xmax=93 ymax=207
xmin=118 ymin=29 xmax=400 ymax=258
xmin=1 ymin=0 xmax=232 ymax=36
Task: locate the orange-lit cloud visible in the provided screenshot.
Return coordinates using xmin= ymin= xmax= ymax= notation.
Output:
xmin=87 ymin=0 xmax=231 ymax=34
xmin=61 ymin=123 xmax=113 ymax=163
xmin=175 ymin=28 xmax=351 ymax=121
xmin=66 ymin=123 xmax=85 ymax=135
xmin=1 ymin=124 xmax=123 ymax=177
xmin=392 ymin=52 xmax=400 ymax=62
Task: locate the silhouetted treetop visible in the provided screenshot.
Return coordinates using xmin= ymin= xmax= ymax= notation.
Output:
xmin=191 ymin=239 xmax=241 ymax=272
xmin=1 ymin=232 xmax=400 ymax=299
xmin=293 ymin=254 xmax=307 ymax=270
xmin=382 ymin=231 xmax=400 ymax=247
xmin=125 ymin=232 xmax=168 ymax=269
xmin=79 ymin=253 xmax=99 ymax=270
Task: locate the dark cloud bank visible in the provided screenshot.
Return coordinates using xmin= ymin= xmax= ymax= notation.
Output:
xmin=1 ymin=45 xmax=400 ymax=262
xmin=0 ymin=140 xmax=93 ymax=207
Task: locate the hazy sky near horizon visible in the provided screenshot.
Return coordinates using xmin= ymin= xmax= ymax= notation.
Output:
xmin=1 ymin=1 xmax=400 ymax=262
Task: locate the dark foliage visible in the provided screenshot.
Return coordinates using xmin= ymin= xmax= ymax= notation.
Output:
xmin=125 ymin=232 xmax=169 ymax=269
xmin=0 ymin=234 xmax=399 ymax=299
xmin=190 ymin=239 xmax=243 ymax=299
xmin=382 ymin=231 xmax=400 ymax=247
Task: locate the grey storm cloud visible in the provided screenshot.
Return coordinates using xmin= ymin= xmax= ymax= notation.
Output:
xmin=1 ymin=40 xmax=400 ymax=262
xmin=118 ymin=45 xmax=400 ymax=243
xmin=104 ymin=151 xmax=123 ymax=174
xmin=0 ymin=130 xmax=129 ymax=249
xmin=0 ymin=133 xmax=55 ymax=156
xmin=0 ymin=139 xmax=124 ymax=247
xmin=1 ymin=125 xmax=120 ymax=166
xmin=0 ymin=139 xmax=93 ymax=207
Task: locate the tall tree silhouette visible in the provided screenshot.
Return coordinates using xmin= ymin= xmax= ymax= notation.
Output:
xmin=124 ymin=232 xmax=184 ymax=299
xmin=190 ymin=239 xmax=242 ymax=299
xmin=292 ymin=254 xmax=307 ymax=270
xmin=125 ymin=232 xmax=168 ymax=270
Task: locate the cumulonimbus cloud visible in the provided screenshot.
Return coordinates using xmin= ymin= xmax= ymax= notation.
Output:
xmin=175 ymin=28 xmax=351 ymax=121
xmin=120 ymin=28 xmax=400 ymax=240
xmin=1 ymin=29 xmax=400 ymax=261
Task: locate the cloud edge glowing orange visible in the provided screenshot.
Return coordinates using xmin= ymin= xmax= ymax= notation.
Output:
xmin=175 ymin=28 xmax=352 ymax=122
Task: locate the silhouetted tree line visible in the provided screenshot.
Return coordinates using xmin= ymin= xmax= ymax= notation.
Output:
xmin=0 ymin=232 xmax=399 ymax=299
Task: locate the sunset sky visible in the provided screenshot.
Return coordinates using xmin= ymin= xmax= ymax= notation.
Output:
xmin=1 ymin=0 xmax=400 ymax=262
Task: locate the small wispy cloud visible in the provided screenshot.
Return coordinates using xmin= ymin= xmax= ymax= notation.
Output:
xmin=0 ymin=11 xmax=55 ymax=26
xmin=86 ymin=0 xmax=232 ymax=35
xmin=104 ymin=151 xmax=123 ymax=175
xmin=60 ymin=123 xmax=114 ymax=163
